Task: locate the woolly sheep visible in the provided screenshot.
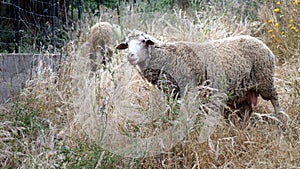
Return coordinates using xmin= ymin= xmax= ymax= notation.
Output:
xmin=116 ymin=30 xmax=280 ymax=120
xmin=87 ymin=22 xmax=127 ymax=70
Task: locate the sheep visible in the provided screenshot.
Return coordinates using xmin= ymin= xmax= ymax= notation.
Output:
xmin=116 ymin=30 xmax=281 ymax=121
xmin=87 ymin=22 xmax=127 ymax=70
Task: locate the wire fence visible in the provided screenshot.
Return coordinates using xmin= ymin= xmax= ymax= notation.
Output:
xmin=0 ymin=0 xmax=258 ymax=54
xmin=0 ymin=0 xmax=88 ymax=53
xmin=0 ymin=0 xmax=212 ymax=54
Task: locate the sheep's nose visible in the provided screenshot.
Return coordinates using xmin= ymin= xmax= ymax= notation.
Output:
xmin=127 ymin=52 xmax=134 ymax=59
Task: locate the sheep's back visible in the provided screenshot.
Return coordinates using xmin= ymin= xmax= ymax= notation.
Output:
xmin=212 ymin=37 xmax=254 ymax=89
xmin=210 ymin=36 xmax=275 ymax=102
xmin=89 ymin=22 xmax=123 ymax=50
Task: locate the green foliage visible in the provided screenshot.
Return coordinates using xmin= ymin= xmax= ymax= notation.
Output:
xmin=55 ymin=142 xmax=125 ymax=168
xmin=73 ymin=0 xmax=118 ymax=10
xmin=0 ymin=24 xmax=15 ymax=53
xmin=100 ymin=0 xmax=118 ymax=8
xmin=144 ymin=0 xmax=173 ymax=12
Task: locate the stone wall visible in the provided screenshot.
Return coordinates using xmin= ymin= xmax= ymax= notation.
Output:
xmin=0 ymin=54 xmax=59 ymax=104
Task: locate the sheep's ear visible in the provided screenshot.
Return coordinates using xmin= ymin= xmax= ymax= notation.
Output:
xmin=116 ymin=42 xmax=128 ymax=50
xmin=145 ymin=39 xmax=155 ymax=46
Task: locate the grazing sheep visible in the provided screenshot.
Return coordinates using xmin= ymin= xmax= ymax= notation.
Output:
xmin=116 ymin=30 xmax=280 ymax=120
xmin=87 ymin=22 xmax=127 ymax=70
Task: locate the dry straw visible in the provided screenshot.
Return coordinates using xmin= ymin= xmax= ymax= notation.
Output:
xmin=1 ymin=1 xmax=300 ymax=168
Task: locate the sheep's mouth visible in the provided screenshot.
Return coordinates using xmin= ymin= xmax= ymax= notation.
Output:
xmin=127 ymin=58 xmax=138 ymax=65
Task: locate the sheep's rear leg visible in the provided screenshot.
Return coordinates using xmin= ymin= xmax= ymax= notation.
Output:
xmin=258 ymin=85 xmax=280 ymax=114
xmin=262 ymin=90 xmax=289 ymax=129
xmin=270 ymin=97 xmax=280 ymax=115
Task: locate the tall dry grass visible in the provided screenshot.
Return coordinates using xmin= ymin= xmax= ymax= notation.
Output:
xmin=1 ymin=1 xmax=300 ymax=168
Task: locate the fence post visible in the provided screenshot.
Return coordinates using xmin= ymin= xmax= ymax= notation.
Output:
xmin=78 ymin=0 xmax=82 ymax=37
xmin=14 ymin=0 xmax=20 ymax=53
xmin=117 ymin=0 xmax=121 ymax=24
xmin=71 ymin=0 xmax=74 ymax=20
xmin=50 ymin=0 xmax=56 ymax=53
xmin=97 ymin=0 xmax=101 ymax=15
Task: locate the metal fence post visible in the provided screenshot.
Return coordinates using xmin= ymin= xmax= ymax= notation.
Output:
xmin=97 ymin=0 xmax=100 ymax=11
xmin=14 ymin=0 xmax=20 ymax=53
xmin=97 ymin=0 xmax=101 ymax=15
xmin=50 ymin=0 xmax=56 ymax=53
xmin=117 ymin=0 xmax=121 ymax=24
xmin=71 ymin=0 xmax=74 ymax=20
xmin=78 ymin=0 xmax=82 ymax=37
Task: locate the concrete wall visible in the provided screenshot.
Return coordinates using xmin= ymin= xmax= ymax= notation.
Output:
xmin=0 ymin=54 xmax=59 ymax=104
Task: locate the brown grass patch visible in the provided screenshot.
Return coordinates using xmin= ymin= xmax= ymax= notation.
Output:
xmin=1 ymin=1 xmax=300 ymax=168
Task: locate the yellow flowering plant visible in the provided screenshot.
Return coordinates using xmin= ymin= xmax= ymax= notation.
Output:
xmin=260 ymin=0 xmax=300 ymax=60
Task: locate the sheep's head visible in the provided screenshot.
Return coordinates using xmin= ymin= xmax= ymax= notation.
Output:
xmin=116 ymin=31 xmax=155 ymax=66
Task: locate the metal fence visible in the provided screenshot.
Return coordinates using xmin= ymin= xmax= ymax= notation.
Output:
xmin=0 ymin=0 xmax=89 ymax=53
xmin=1 ymin=0 xmax=227 ymax=54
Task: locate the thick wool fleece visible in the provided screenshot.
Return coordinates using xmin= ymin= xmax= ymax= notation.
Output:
xmin=137 ymin=36 xmax=278 ymax=110
xmin=88 ymin=22 xmax=126 ymax=67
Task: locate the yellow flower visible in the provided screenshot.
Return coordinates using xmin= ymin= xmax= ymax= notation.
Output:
xmin=268 ymin=20 xmax=273 ymax=24
xmin=274 ymin=23 xmax=279 ymax=28
xmin=295 ymin=29 xmax=299 ymax=33
xmin=271 ymin=35 xmax=276 ymax=38
xmin=291 ymin=26 xmax=296 ymax=30
xmin=294 ymin=1 xmax=299 ymax=5
xmin=290 ymin=19 xmax=294 ymax=23
xmin=288 ymin=24 xmax=293 ymax=29
xmin=276 ymin=1 xmax=281 ymax=5
xmin=274 ymin=8 xmax=280 ymax=12
xmin=281 ymin=32 xmax=285 ymax=35
xmin=268 ymin=29 xmax=273 ymax=33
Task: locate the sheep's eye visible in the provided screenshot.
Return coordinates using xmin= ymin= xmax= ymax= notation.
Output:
xmin=141 ymin=39 xmax=146 ymax=43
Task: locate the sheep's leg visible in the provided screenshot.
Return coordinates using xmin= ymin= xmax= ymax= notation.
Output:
xmin=271 ymin=97 xmax=280 ymax=115
xmin=261 ymin=92 xmax=280 ymax=115
xmin=271 ymin=95 xmax=290 ymax=131
xmin=243 ymin=104 xmax=253 ymax=121
xmin=236 ymin=90 xmax=256 ymax=124
xmin=89 ymin=53 xmax=98 ymax=72
xmin=239 ymin=104 xmax=252 ymax=129
xmin=262 ymin=89 xmax=289 ymax=128
xmin=236 ymin=100 xmax=252 ymax=125
xmin=256 ymin=78 xmax=280 ymax=114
